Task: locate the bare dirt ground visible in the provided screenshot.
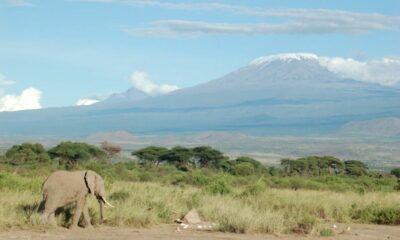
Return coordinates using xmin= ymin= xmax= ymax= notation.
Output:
xmin=0 ymin=224 xmax=398 ymax=240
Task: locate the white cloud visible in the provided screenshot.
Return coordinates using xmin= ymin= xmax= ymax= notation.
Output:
xmin=7 ymin=0 xmax=35 ymax=7
xmin=0 ymin=88 xmax=42 ymax=112
xmin=318 ymin=56 xmax=400 ymax=86
xmin=76 ymin=98 xmax=100 ymax=106
xmin=77 ymin=1 xmax=400 ymax=36
xmin=0 ymin=73 xmax=16 ymax=86
xmin=131 ymin=71 xmax=179 ymax=95
xmin=130 ymin=15 xmax=400 ymax=37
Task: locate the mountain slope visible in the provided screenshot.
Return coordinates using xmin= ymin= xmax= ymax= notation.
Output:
xmin=0 ymin=53 xmax=399 ymax=137
xmin=97 ymin=87 xmax=149 ymax=107
xmin=338 ymin=117 xmax=400 ymax=137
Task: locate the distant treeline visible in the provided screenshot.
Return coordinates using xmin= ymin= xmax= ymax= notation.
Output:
xmin=2 ymin=142 xmax=400 ymax=193
xmin=1 ymin=142 xmax=399 ymax=179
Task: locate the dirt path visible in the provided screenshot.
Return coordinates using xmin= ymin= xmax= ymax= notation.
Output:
xmin=0 ymin=224 xmax=398 ymax=240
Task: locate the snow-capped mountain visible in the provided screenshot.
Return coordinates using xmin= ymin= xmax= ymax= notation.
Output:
xmin=0 ymin=53 xmax=399 ymax=137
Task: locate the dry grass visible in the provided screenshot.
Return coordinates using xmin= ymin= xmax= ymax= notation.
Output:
xmin=1 ymin=176 xmax=400 ymax=234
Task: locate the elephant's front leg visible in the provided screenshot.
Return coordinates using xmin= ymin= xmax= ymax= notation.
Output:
xmin=70 ymin=198 xmax=85 ymax=229
xmin=83 ymin=200 xmax=94 ymax=229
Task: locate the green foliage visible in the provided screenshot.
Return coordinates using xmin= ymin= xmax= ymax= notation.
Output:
xmin=280 ymin=156 xmax=371 ymax=177
xmin=390 ymin=168 xmax=400 ymax=178
xmin=109 ymin=190 xmax=131 ymax=202
xmin=240 ymin=181 xmax=265 ymax=196
xmin=171 ymin=170 xmax=212 ymax=186
xmin=229 ymin=156 xmax=267 ymax=176
xmin=0 ymin=172 xmax=43 ymax=193
xmin=160 ymin=146 xmax=193 ymax=171
xmin=132 ymin=146 xmax=169 ymax=167
xmin=192 ymin=146 xmax=225 ymax=168
xmin=268 ymin=166 xmax=283 ymax=176
xmin=48 ymin=141 xmax=106 ymax=166
xmin=204 ymin=177 xmax=232 ymax=195
xmin=281 ymin=156 xmax=344 ymax=176
xmin=320 ymin=228 xmax=335 ymax=237
xmin=5 ymin=143 xmax=50 ymax=165
xmin=1 ymin=143 xmax=400 ymax=234
xmin=344 ymin=160 xmax=369 ymax=176
xmin=293 ymin=215 xmax=316 ymax=234
xmin=351 ymin=203 xmax=400 ymax=225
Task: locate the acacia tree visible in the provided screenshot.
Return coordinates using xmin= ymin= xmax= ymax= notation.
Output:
xmin=192 ymin=146 xmax=225 ymax=168
xmin=132 ymin=146 xmax=169 ymax=167
xmin=344 ymin=160 xmax=368 ymax=176
xmin=280 ymin=156 xmax=345 ymax=176
xmin=5 ymin=143 xmax=50 ymax=165
xmin=160 ymin=146 xmax=193 ymax=171
xmin=48 ymin=141 xmax=106 ymax=166
xmin=230 ymin=156 xmax=267 ymax=176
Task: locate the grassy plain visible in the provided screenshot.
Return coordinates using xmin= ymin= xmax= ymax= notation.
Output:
xmin=1 ymin=165 xmax=400 ymax=235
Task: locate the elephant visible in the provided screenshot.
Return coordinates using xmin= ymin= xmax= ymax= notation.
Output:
xmin=41 ymin=170 xmax=114 ymax=229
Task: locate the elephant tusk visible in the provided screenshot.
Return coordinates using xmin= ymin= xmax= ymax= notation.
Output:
xmin=102 ymin=197 xmax=114 ymax=208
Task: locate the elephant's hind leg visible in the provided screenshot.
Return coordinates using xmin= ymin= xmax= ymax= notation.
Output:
xmin=42 ymin=202 xmax=58 ymax=227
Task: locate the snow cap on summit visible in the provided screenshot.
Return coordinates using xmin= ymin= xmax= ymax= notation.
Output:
xmin=250 ymin=53 xmax=319 ymax=65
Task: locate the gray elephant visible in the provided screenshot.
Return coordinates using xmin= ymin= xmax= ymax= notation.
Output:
xmin=41 ymin=170 xmax=114 ymax=229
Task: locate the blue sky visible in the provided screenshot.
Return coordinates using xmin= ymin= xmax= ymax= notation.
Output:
xmin=0 ymin=0 xmax=399 ymax=109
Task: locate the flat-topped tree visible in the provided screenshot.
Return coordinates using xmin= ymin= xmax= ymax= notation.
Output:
xmin=48 ymin=141 xmax=106 ymax=166
xmin=132 ymin=146 xmax=169 ymax=167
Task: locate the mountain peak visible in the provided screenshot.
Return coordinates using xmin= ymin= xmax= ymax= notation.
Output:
xmin=250 ymin=53 xmax=319 ymax=66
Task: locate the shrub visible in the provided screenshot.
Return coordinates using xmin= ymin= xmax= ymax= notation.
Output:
xmin=344 ymin=160 xmax=368 ymax=176
xmin=204 ymin=177 xmax=232 ymax=195
xmin=351 ymin=203 xmax=400 ymax=225
xmin=231 ymin=162 xmax=255 ymax=176
xmin=292 ymin=215 xmax=316 ymax=234
xmin=391 ymin=168 xmax=400 ymax=178
xmin=320 ymin=228 xmax=335 ymax=237
xmin=240 ymin=182 xmax=265 ymax=196
xmin=5 ymin=143 xmax=51 ymax=165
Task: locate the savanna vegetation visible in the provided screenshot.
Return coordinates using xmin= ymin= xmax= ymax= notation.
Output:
xmin=0 ymin=142 xmax=400 ymax=235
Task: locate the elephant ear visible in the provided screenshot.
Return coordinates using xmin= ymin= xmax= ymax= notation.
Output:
xmin=85 ymin=171 xmax=96 ymax=195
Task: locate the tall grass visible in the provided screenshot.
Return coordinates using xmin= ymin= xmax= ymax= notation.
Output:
xmin=1 ymin=174 xmax=400 ymax=234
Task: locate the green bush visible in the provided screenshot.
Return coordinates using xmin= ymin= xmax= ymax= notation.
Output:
xmin=5 ymin=143 xmax=51 ymax=165
xmin=240 ymin=182 xmax=265 ymax=196
xmin=172 ymin=171 xmax=211 ymax=186
xmin=292 ymin=215 xmax=316 ymax=234
xmin=351 ymin=203 xmax=400 ymax=225
xmin=320 ymin=228 xmax=335 ymax=237
xmin=391 ymin=168 xmax=400 ymax=178
xmin=204 ymin=177 xmax=232 ymax=195
xmin=230 ymin=162 xmax=255 ymax=176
